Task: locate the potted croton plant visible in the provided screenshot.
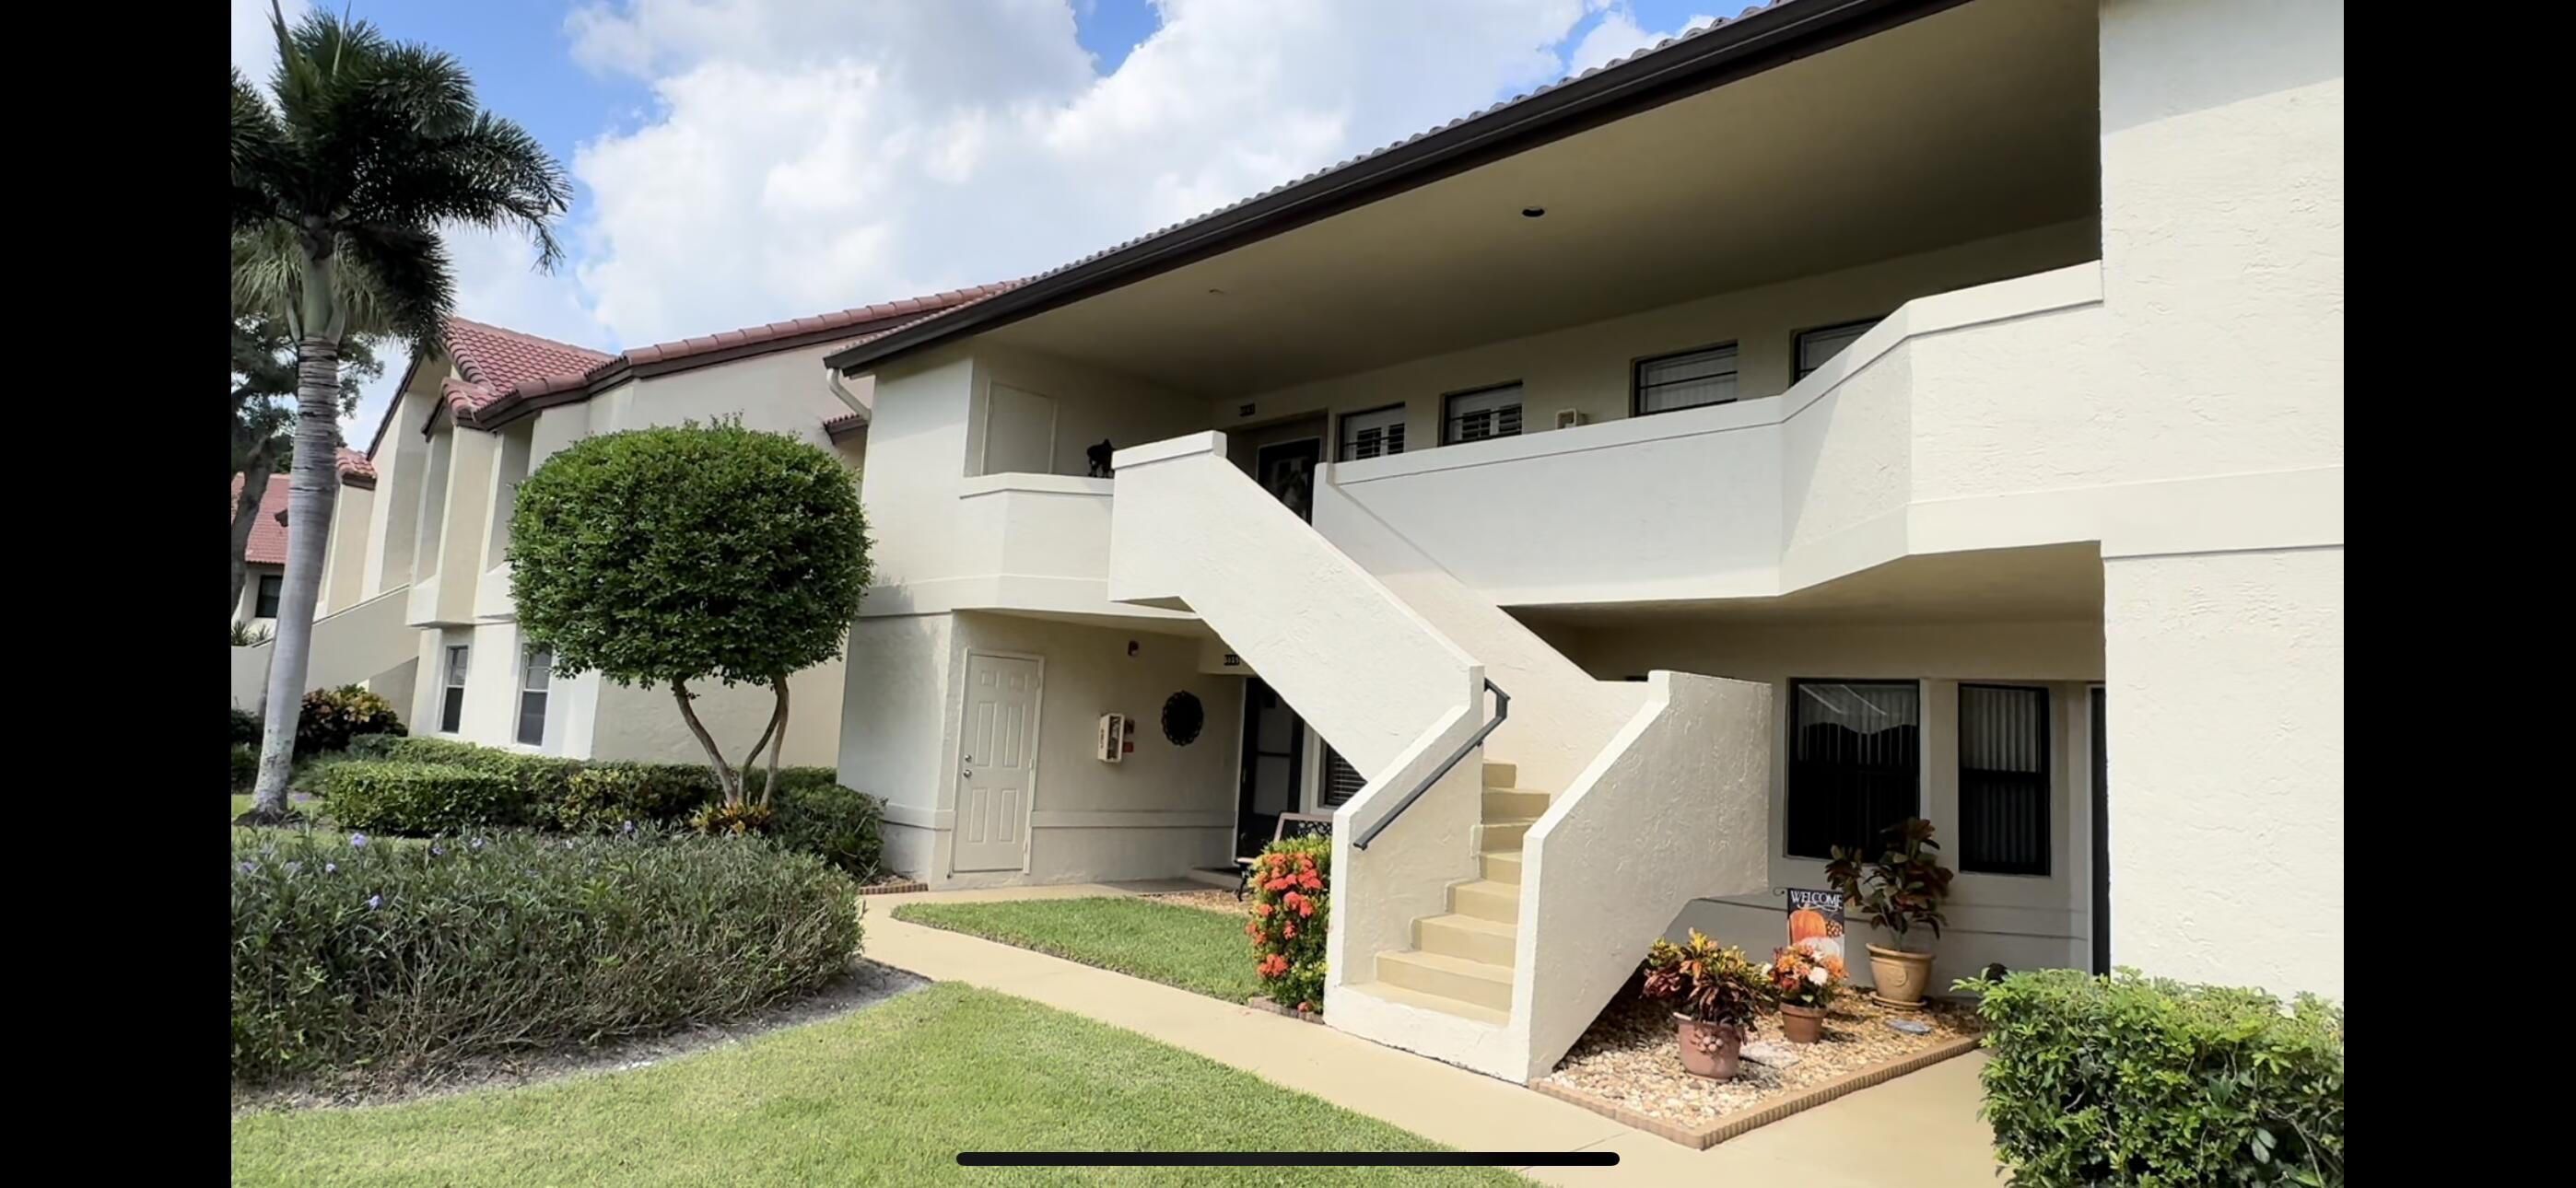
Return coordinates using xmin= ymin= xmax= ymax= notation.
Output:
xmin=1766 ymin=944 xmax=1846 ymax=1042
xmin=1641 ymin=930 xmax=1773 ymax=1079
xmin=1825 ymin=818 xmax=1955 ymax=1008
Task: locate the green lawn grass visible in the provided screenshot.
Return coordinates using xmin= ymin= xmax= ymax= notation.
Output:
xmin=893 ymin=896 xmax=1259 ymax=1003
xmin=230 ymin=982 xmax=1524 ymax=1186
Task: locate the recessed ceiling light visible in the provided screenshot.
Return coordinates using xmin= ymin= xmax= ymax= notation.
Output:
xmin=1521 ymin=206 xmax=1546 ymax=218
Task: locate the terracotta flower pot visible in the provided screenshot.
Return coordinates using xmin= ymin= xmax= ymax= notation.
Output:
xmin=1868 ymin=944 xmax=1936 ymax=1007
xmin=1779 ymin=1003 xmax=1826 ymax=1043
xmin=1673 ymin=1014 xmax=1743 ymax=1079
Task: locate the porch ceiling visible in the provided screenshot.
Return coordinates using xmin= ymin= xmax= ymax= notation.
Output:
xmin=1513 ymin=543 xmax=2107 ymax=629
xmin=983 ymin=0 xmax=2099 ymax=398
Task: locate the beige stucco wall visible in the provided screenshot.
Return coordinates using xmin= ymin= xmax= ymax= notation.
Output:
xmin=1542 ymin=614 xmax=2104 ymax=993
xmin=1213 ymin=219 xmax=2095 ymax=453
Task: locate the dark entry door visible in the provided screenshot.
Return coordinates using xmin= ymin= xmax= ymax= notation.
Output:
xmin=2090 ymin=686 xmax=2111 ymax=974
xmin=1237 ymin=679 xmax=1304 ymax=857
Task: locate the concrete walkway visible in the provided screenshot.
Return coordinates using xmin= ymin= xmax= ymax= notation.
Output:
xmin=865 ymin=883 xmax=2003 ymax=1186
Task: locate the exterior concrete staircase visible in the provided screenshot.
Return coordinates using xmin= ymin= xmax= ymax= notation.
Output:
xmin=1365 ymin=762 xmax=1541 ymax=1024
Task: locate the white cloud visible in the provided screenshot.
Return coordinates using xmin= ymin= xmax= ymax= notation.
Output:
xmin=562 ymin=0 xmax=1605 ymax=346
xmin=1565 ymin=1 xmax=1715 ymax=76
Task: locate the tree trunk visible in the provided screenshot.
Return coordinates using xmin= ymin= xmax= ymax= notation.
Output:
xmin=758 ymin=677 xmax=790 ymax=809
xmin=228 ymin=437 xmax=279 ymax=616
xmin=671 ymin=678 xmax=744 ymax=805
xmin=242 ymin=278 xmax=345 ymax=823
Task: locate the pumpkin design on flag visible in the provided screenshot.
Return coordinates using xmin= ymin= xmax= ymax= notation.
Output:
xmin=1790 ymin=908 xmax=1832 ymax=945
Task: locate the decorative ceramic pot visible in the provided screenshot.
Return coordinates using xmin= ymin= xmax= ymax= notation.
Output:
xmin=1868 ymin=944 xmax=1936 ymax=1007
xmin=1673 ymin=1014 xmax=1743 ymax=1079
xmin=1779 ymin=1003 xmax=1827 ymax=1043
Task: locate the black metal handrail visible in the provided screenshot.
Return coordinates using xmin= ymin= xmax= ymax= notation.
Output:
xmin=1352 ymin=679 xmax=1509 ymax=853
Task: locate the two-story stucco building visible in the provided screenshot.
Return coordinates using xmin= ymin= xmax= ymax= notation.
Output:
xmin=819 ymin=0 xmax=2342 ymax=1083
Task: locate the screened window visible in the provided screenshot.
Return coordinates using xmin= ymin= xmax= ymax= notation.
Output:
xmin=1959 ymin=684 xmax=2050 ymax=875
xmin=1320 ymin=744 xmax=1367 ymax=809
xmin=253 ymin=575 xmax=283 ymax=620
xmin=516 ymin=646 xmax=553 ymax=747
xmin=1442 ymin=383 xmax=1523 ymax=445
xmin=1633 ymin=344 xmax=1739 ymax=414
xmin=1339 ymin=404 xmax=1407 ymax=461
xmin=1786 ymin=681 xmax=1921 ymax=859
xmin=439 ymin=646 xmax=469 ymax=734
xmin=1795 ymin=319 xmax=1881 ymax=380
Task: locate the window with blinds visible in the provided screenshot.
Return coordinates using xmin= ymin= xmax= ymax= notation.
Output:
xmin=1958 ymin=684 xmax=2050 ymax=875
xmin=1338 ymin=404 xmax=1407 ymax=460
xmin=1320 ymin=744 xmax=1367 ymax=809
xmin=1442 ymin=383 xmax=1523 ymax=445
xmin=517 ymin=646 xmax=553 ymax=747
xmin=1633 ymin=344 xmax=1739 ymax=414
xmin=254 ymin=574 xmax=283 ymax=620
xmin=1786 ymin=680 xmax=1921 ymax=858
xmin=439 ymin=645 xmax=469 ymax=734
xmin=1795 ymin=319 xmax=1881 ymax=381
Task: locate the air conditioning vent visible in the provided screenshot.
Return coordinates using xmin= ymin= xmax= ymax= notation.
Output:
xmin=1554 ymin=408 xmax=1589 ymax=430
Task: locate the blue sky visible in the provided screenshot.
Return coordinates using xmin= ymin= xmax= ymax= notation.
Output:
xmin=235 ymin=1 xmax=1727 ymax=437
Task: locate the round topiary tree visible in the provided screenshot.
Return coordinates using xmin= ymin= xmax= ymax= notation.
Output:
xmin=509 ymin=420 xmax=869 ymax=807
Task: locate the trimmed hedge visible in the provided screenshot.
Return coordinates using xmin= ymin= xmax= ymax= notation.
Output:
xmin=347 ymin=736 xmax=584 ymax=821
xmin=230 ymin=829 xmax=861 ymax=1084
xmin=321 ymin=762 xmax=521 ymax=836
xmin=557 ymin=763 xmax=720 ymax=833
xmin=232 ymin=706 xmax=263 ymax=746
xmin=769 ymin=774 xmax=888 ymax=880
xmin=1966 ymin=968 xmax=2345 ymax=1187
xmin=232 ymin=745 xmax=259 ymax=791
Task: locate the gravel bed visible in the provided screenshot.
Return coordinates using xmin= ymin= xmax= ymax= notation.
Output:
xmin=1141 ymin=889 xmax=1249 ymax=915
xmin=1538 ymin=991 xmax=1984 ymax=1125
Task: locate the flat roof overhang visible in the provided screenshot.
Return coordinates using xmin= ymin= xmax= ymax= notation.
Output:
xmin=828 ymin=0 xmax=2098 ymax=398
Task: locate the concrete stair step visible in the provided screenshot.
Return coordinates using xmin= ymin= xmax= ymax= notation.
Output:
xmin=1415 ymin=912 xmax=1518 ymax=966
xmin=1481 ymin=761 xmax=1516 ymax=789
xmin=1449 ymin=878 xmax=1521 ymax=924
xmin=1376 ymin=949 xmax=1516 ymax=1013
xmin=1476 ymin=820 xmax=1534 ymax=852
xmin=1481 ymin=788 xmax=1550 ymax=820
xmin=1344 ymin=980 xmax=1510 ymax=1027
xmin=1481 ymin=850 xmax=1522 ymax=882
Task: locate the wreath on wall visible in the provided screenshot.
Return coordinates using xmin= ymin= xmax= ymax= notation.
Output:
xmin=1161 ymin=692 xmax=1205 ymax=747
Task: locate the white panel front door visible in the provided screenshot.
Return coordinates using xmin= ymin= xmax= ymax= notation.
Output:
xmin=954 ymin=653 xmax=1040 ymax=872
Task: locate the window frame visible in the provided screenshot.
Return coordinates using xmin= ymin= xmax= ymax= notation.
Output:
xmin=1792 ymin=318 xmax=1883 ymax=382
xmin=516 ymin=645 xmax=553 ymax=747
xmin=1334 ymin=402 xmax=1411 ymax=462
xmin=253 ymin=574 xmax=284 ymax=620
xmin=1630 ymin=341 xmax=1741 ymax=417
xmin=1784 ymin=677 xmax=1925 ymax=860
xmin=439 ymin=645 xmax=469 ymax=734
xmin=1955 ymin=681 xmax=2053 ymax=877
xmin=1439 ymin=381 xmax=1525 ymax=447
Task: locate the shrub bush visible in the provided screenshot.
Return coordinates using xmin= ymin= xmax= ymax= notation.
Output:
xmin=295 ymin=684 xmax=406 ymax=757
xmin=320 ymin=762 xmax=521 ymax=836
xmin=1244 ymin=833 xmax=1329 ymax=1012
xmin=230 ymin=829 xmax=862 ymax=1084
xmin=1965 ymin=968 xmax=2344 ymax=1187
xmin=348 ymin=736 xmax=582 ymax=825
xmin=768 ymin=773 xmax=888 ymax=880
xmin=231 ymin=744 xmax=259 ymax=791
xmin=232 ymin=705 xmax=263 ymax=746
xmin=556 ymin=762 xmax=720 ymax=833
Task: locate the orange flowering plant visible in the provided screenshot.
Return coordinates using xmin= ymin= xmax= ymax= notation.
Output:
xmin=1766 ymin=944 xmax=1847 ymax=1008
xmin=1244 ymin=833 xmax=1330 ymax=1013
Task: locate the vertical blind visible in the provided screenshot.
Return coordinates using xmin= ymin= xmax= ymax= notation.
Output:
xmin=1443 ymin=383 xmax=1523 ymax=444
xmin=1634 ymin=344 xmax=1739 ymax=413
xmin=440 ymin=645 xmax=469 ymax=733
xmin=1959 ymin=684 xmax=2049 ymax=875
xmin=517 ymin=646 xmax=553 ymax=747
xmin=1786 ymin=681 xmax=1921 ymax=858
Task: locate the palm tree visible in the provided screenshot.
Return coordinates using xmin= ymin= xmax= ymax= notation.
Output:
xmin=230 ymin=3 xmax=570 ymax=823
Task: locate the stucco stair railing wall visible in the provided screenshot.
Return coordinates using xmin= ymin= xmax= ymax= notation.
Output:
xmin=230 ymin=583 xmax=415 ymax=713
xmin=1110 ymin=434 xmax=1770 ymax=1081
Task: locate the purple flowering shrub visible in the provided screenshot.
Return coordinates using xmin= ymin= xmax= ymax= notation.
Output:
xmin=230 ymin=829 xmax=861 ymax=1085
